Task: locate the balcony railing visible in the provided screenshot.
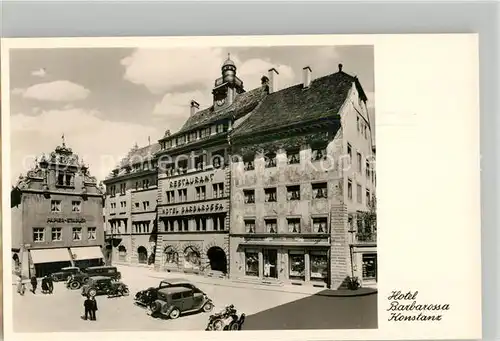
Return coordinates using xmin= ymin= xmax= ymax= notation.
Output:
xmin=355 ymin=231 xmax=377 ymax=243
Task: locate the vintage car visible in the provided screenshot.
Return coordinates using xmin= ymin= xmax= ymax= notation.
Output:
xmin=134 ymin=278 xmax=203 ymax=306
xmin=81 ymin=276 xmax=129 ymax=297
xmin=50 ymin=267 xmax=83 ymax=282
xmin=67 ymin=266 xmax=121 ymax=290
xmin=206 ymin=304 xmax=246 ymax=331
xmin=147 ymin=286 xmax=213 ymax=319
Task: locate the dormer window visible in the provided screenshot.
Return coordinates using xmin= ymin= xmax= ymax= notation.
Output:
xmin=57 ymin=171 xmax=74 ymax=187
xmin=243 ymin=155 xmax=255 ymax=171
xmin=311 ymin=147 xmax=327 ymax=161
xmin=265 ymin=153 xmax=277 ymax=168
xmin=287 ymin=150 xmax=300 ymax=164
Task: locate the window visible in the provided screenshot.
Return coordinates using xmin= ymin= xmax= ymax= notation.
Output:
xmin=357 ymin=153 xmax=362 ymax=173
xmin=287 ymin=150 xmax=300 ymax=164
xmin=72 ymin=227 xmax=82 ymax=241
xmin=72 ymin=201 xmax=81 ymax=212
xmin=33 ymin=228 xmax=45 ymax=242
xmin=177 ymin=189 xmax=187 ymax=202
xmin=194 ymin=155 xmax=205 ymax=170
xmin=195 ymin=217 xmax=207 ymax=231
xmin=213 ymin=215 xmax=225 ymax=231
xmin=265 ymin=153 xmax=277 ymax=168
xmin=212 ymin=150 xmax=225 ymax=169
xmin=362 ymin=254 xmax=377 ymax=280
xmin=312 ymin=217 xmax=328 ymax=233
xmin=216 ymin=124 xmax=224 ymax=133
xmin=120 ymin=201 xmax=126 ymax=208
xmin=245 ymin=251 xmax=259 ymax=276
xmin=348 ymin=214 xmax=355 ymax=231
xmin=51 ymin=227 xmax=62 ymax=241
xmin=310 ymin=251 xmax=328 ymax=282
xmin=264 ymin=188 xmax=277 ymax=202
xmin=366 ymin=160 xmax=370 ymax=178
xmin=289 ymin=251 xmax=305 ymax=280
xmin=213 ymin=183 xmax=224 ymax=199
xmin=87 ymin=227 xmax=97 ymax=240
xmin=366 ymin=190 xmax=371 ymax=206
xmin=143 ymin=201 xmax=150 ymax=210
xmin=286 ymin=185 xmax=300 ymax=201
xmin=287 ymin=218 xmax=301 ymax=233
xmin=180 ymin=218 xmax=189 ymax=231
xmin=166 ymin=190 xmax=175 ymax=204
xmin=51 ymin=200 xmax=61 ymax=212
xmin=244 ymin=156 xmax=255 ymax=171
xmin=311 ymin=147 xmax=327 ymax=161
xmin=357 ymin=116 xmax=360 ymax=132
xmin=57 ymin=172 xmax=65 ymax=186
xmin=244 ymin=190 xmax=255 ymax=204
xmin=265 ymin=219 xmax=277 ymax=233
xmin=109 ymin=185 xmax=116 ymax=196
xmin=312 ymin=183 xmax=328 ymax=199
xmin=364 ymin=125 xmax=368 ymax=139
xmin=166 ymin=220 xmax=175 ymax=232
xmin=143 ymin=179 xmax=150 ymax=189
xmin=357 ymin=184 xmax=362 ymax=203
xmin=172 ymin=293 xmax=182 ymax=300
xmin=244 ymin=219 xmax=256 ymax=233
xmin=348 ymin=179 xmax=353 ymax=200
xmin=347 ymin=143 xmax=352 ymax=161
xmin=120 ymin=183 xmax=126 ymax=195
xmin=196 ymin=186 xmax=206 ymax=201
xmin=176 ymin=159 xmax=188 ymax=174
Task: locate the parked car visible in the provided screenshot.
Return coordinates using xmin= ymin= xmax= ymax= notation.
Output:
xmin=84 ymin=266 xmax=121 ymax=280
xmin=81 ymin=276 xmax=129 ymax=297
xmin=135 ymin=278 xmax=203 ymax=306
xmin=147 ymin=286 xmax=214 ymax=319
xmin=50 ymin=267 xmax=83 ymax=282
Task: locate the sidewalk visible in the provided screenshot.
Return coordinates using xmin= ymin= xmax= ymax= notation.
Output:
xmin=117 ymin=263 xmax=377 ymax=298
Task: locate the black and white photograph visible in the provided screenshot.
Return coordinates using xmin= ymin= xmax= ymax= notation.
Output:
xmin=6 ymin=43 xmax=377 ymax=332
xmin=1 ymin=34 xmax=482 ymax=341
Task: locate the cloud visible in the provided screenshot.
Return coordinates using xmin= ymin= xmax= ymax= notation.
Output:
xmin=14 ymin=80 xmax=90 ymax=102
xmin=10 ymin=108 xmax=163 ymax=185
xmin=31 ymin=68 xmax=47 ymax=77
xmin=236 ymin=58 xmax=295 ymax=91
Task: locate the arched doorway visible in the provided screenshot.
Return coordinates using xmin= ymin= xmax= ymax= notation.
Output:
xmin=163 ymin=246 xmax=179 ymax=266
xmin=118 ymin=245 xmax=127 ymax=262
xmin=183 ymin=246 xmax=201 ymax=270
xmin=137 ymin=246 xmax=148 ymax=264
xmin=207 ymin=246 xmax=228 ymax=273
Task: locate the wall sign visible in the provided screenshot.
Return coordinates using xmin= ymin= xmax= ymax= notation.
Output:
xmin=169 ymin=173 xmax=216 ymax=189
xmin=47 ymin=217 xmax=86 ymax=224
xmin=161 ymin=201 xmax=226 ymax=216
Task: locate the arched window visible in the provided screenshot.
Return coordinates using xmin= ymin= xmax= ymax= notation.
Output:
xmin=137 ymin=246 xmax=148 ymax=264
xmin=118 ymin=245 xmax=127 ymax=262
xmin=183 ymin=246 xmax=201 ymax=269
xmin=163 ymin=246 xmax=178 ymax=265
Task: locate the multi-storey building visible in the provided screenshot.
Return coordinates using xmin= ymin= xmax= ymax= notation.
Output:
xmin=229 ymin=64 xmax=376 ymax=289
xmin=153 ymin=57 xmax=267 ymax=275
xmin=103 ymin=142 xmax=160 ymax=265
xmin=11 ymin=139 xmax=105 ymax=278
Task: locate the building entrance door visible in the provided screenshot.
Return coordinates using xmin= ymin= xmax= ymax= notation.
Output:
xmin=263 ymin=249 xmax=278 ymax=279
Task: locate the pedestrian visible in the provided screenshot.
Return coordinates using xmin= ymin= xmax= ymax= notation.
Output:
xmin=90 ymin=296 xmax=98 ymax=321
xmin=83 ymin=295 xmax=93 ymax=320
xmin=47 ymin=275 xmax=54 ymax=294
xmin=41 ymin=277 xmax=48 ymax=294
xmin=16 ymin=277 xmax=26 ymax=296
xmin=30 ymin=275 xmax=37 ymax=294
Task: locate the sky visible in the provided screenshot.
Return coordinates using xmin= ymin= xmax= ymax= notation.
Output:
xmin=8 ymin=45 xmax=374 ymax=185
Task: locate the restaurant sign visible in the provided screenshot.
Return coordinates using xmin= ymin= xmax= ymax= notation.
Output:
xmin=169 ymin=173 xmax=216 ymax=189
xmin=47 ymin=217 xmax=86 ymax=224
xmin=161 ymin=201 xmax=226 ymax=216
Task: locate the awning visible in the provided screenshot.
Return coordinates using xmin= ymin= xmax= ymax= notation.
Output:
xmin=30 ymin=248 xmax=72 ymax=264
xmin=70 ymin=246 xmax=104 ymax=261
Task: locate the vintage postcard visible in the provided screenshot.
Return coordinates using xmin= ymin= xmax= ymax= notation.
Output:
xmin=1 ymin=34 xmax=481 ymax=341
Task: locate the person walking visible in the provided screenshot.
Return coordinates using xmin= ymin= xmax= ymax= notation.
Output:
xmin=16 ymin=277 xmax=26 ymax=296
xmin=47 ymin=275 xmax=54 ymax=294
xmin=30 ymin=276 xmax=37 ymax=294
xmin=83 ymin=295 xmax=93 ymax=320
xmin=90 ymin=296 xmax=98 ymax=321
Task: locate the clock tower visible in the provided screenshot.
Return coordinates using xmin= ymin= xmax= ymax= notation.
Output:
xmin=212 ymin=54 xmax=245 ymax=111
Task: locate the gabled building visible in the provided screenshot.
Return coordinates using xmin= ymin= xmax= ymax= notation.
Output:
xmin=229 ymin=64 xmax=377 ymax=289
xmin=103 ymin=142 xmax=160 ymax=265
xmin=11 ymin=139 xmax=105 ymax=278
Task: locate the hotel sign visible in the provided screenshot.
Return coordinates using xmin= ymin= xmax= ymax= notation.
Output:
xmin=47 ymin=217 xmax=86 ymax=224
xmin=169 ymin=173 xmax=216 ymax=189
xmin=161 ymin=201 xmax=226 ymax=217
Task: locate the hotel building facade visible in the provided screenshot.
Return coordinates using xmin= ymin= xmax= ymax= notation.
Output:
xmin=103 ymin=58 xmax=377 ymax=289
xmin=11 ymin=141 xmax=105 ymax=278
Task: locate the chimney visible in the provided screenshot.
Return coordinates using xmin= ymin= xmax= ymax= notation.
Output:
xmin=302 ymin=66 xmax=312 ymax=88
xmin=261 ymin=75 xmax=269 ymax=86
xmin=190 ymin=100 xmax=199 ymax=116
xmin=268 ymin=68 xmax=279 ymax=93
xmin=338 ymin=63 xmax=343 ymax=73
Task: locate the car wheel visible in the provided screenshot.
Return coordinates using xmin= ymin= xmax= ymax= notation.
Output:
xmin=88 ymin=288 xmax=97 ymax=297
xmin=213 ymin=319 xmax=224 ymax=331
xmin=69 ymin=281 xmax=81 ymax=290
xmin=148 ymin=301 xmax=161 ymax=315
xmin=229 ymin=322 xmax=239 ymax=331
xmin=121 ymin=287 xmax=130 ymax=296
xmin=203 ymin=302 xmax=214 ymax=312
xmin=83 ymin=277 xmax=90 ymax=284
xmin=169 ymin=308 xmax=180 ymax=319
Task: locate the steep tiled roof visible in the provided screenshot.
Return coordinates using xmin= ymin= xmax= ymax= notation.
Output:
xmin=177 ymin=86 xmax=268 ymax=134
xmin=232 ymin=71 xmax=367 ymax=139
xmin=117 ymin=143 xmax=161 ymax=169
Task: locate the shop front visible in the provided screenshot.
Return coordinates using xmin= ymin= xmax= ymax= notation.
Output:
xmin=232 ymin=236 xmax=331 ymax=288
xmin=29 ymin=248 xmax=73 ymax=278
xmin=70 ymin=246 xmax=105 ymax=269
xmin=353 ymin=246 xmax=377 ymax=288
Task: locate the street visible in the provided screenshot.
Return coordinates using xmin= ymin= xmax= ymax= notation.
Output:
xmin=12 ymin=265 xmax=377 ymax=332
